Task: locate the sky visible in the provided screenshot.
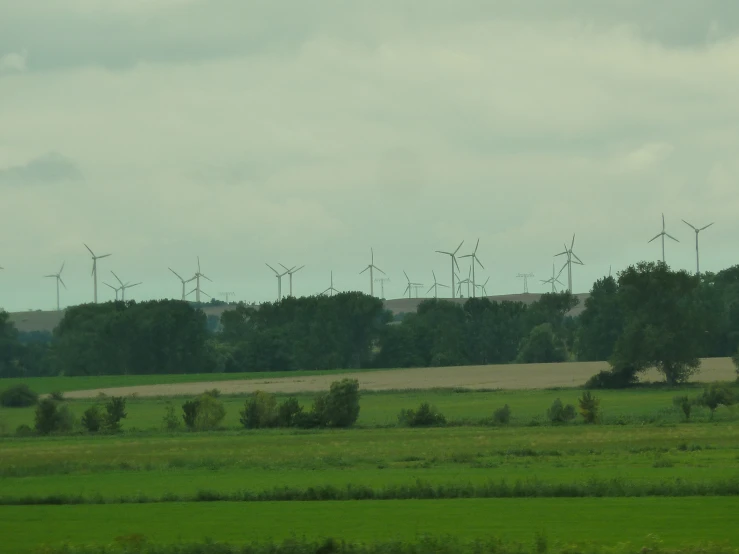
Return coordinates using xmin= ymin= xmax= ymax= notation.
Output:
xmin=1 ymin=1 xmax=738 ymax=312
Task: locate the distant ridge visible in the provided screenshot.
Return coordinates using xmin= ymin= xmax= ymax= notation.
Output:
xmin=7 ymin=293 xmax=589 ymax=332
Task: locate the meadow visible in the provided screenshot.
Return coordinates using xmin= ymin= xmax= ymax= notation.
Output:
xmin=2 ymin=376 xmax=739 ymax=553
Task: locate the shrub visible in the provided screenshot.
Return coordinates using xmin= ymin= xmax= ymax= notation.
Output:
xmin=673 ymin=395 xmax=693 ymax=421
xmin=0 ymin=384 xmax=38 ymax=408
xmin=15 ymin=424 xmax=34 ymax=437
xmin=204 ymin=388 xmax=221 ymax=398
xmin=697 ymin=382 xmax=735 ymax=420
xmin=398 ymin=402 xmax=446 ymax=427
xmin=578 ymin=391 xmax=600 ymax=424
xmin=547 ymin=398 xmax=576 ymax=424
xmin=276 ymin=397 xmax=303 ymax=427
xmin=162 ymin=403 xmax=180 ymax=431
xmin=81 ymin=405 xmax=104 ymax=433
xmin=183 ymin=392 xmax=226 ymax=431
xmin=49 ymin=390 xmax=65 ymax=402
xmin=585 ymin=365 xmax=638 ymax=389
xmin=321 ymin=378 xmax=361 ymax=428
xmin=239 ymin=390 xmax=277 ymax=429
xmin=492 ymin=404 xmax=512 ymax=425
xmin=34 ymin=398 xmax=74 ymax=435
xmin=104 ymin=397 xmax=127 ymax=432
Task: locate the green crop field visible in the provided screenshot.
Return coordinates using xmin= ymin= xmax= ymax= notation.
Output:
xmin=2 ymin=382 xmax=739 ymax=552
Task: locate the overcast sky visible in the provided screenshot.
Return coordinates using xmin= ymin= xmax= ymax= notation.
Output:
xmin=1 ymin=1 xmax=738 ymax=312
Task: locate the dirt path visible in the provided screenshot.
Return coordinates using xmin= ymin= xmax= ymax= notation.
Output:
xmin=63 ymin=358 xmax=737 ymax=399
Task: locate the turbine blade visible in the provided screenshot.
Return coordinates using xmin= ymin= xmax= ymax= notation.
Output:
xmin=44 ymin=274 xmax=56 ymax=278
xmin=129 ymin=282 xmax=142 ymax=288
xmin=266 ymin=263 xmax=278 ymax=274
xmin=453 ymin=257 xmax=460 ymax=271
xmin=476 ymin=257 xmax=485 ymax=270
xmin=436 ymin=251 xmax=452 ymax=255
xmin=700 ymin=223 xmax=714 ymax=231
xmin=111 ymin=271 xmax=123 ymax=286
xmin=647 ymin=233 xmax=662 ymax=243
xmin=459 ymin=254 xmax=472 ymax=259
xmin=453 ymin=241 xmax=464 ymax=255
xmin=403 ymin=270 xmax=410 ymax=282
xmin=104 ymin=282 xmax=115 ymax=290
xmin=202 ymin=274 xmax=213 ymax=282
xmin=84 ymin=243 xmax=95 ymax=256
xmin=169 ymin=268 xmax=185 ymax=282
xmin=473 ymin=238 xmax=480 ymax=254
xmin=427 ymin=284 xmax=434 ymax=294
xmin=59 ymin=277 xmax=67 ymax=289
xmin=294 ymin=265 xmax=305 ymax=273
xmin=60 ymin=261 xmax=65 ymax=274
xmin=555 ymin=251 xmax=567 ymax=257
xmin=571 ymin=234 xmax=575 ymax=249
xmin=279 ymin=263 xmax=291 ymax=272
xmin=682 ymin=219 xmax=697 ymax=231
xmin=375 ymin=266 xmax=386 ymax=275
xmin=662 ymin=213 xmax=665 ymax=230
xmin=666 ymin=233 xmax=679 ymax=242
xmin=360 ymin=266 xmax=369 ymax=274
xmin=98 ymin=254 xmax=111 ymax=259
xmin=198 ymin=256 xmax=201 ymax=273
xmin=571 ymin=253 xmax=584 ymax=265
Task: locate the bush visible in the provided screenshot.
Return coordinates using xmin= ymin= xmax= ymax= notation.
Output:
xmin=585 ymin=365 xmax=638 ymax=389
xmin=492 ymin=404 xmax=511 ymax=425
xmin=0 ymin=384 xmax=38 ymax=407
xmin=104 ymin=397 xmax=127 ymax=432
xmin=398 ymin=402 xmax=446 ymax=427
xmin=15 ymin=424 xmax=34 ymax=437
xmin=239 ymin=390 xmax=277 ymax=429
xmin=673 ymin=395 xmax=693 ymax=421
xmin=547 ymin=398 xmax=576 ymax=424
xmin=49 ymin=390 xmax=65 ymax=402
xmin=578 ymin=391 xmax=600 ymax=424
xmin=162 ymin=403 xmax=180 ymax=431
xmin=516 ymin=323 xmax=567 ymax=364
xmin=697 ymin=382 xmax=734 ymax=420
xmin=34 ymin=398 xmax=74 ymax=435
xmin=322 ymin=378 xmax=361 ymax=428
xmin=183 ymin=392 xmax=226 ymax=431
xmin=81 ymin=405 xmax=104 ymax=433
xmin=276 ymin=397 xmax=303 ymax=427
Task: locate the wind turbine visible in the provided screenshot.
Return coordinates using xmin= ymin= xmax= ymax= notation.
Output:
xmin=280 ymin=263 xmax=305 ymax=297
xmin=169 ymin=268 xmax=195 ymax=301
xmin=321 ymin=271 xmax=340 ymax=296
xmin=460 ymin=239 xmax=484 ymax=298
xmin=266 ymin=263 xmax=290 ymax=301
xmin=427 ymin=270 xmax=449 ymax=298
xmin=111 ymin=271 xmax=142 ymax=301
xmin=516 ymin=273 xmax=534 ymax=294
xmin=374 ymin=277 xmax=391 ymax=299
xmin=540 ymin=264 xmax=566 ymax=293
xmin=555 ymin=235 xmax=584 ymax=293
xmin=44 ymin=262 xmax=66 ymax=312
xmin=475 ymin=277 xmax=490 ymax=297
xmin=648 ymin=213 xmax=679 ymax=263
xmin=104 ymin=282 xmax=122 ymax=300
xmin=456 ymin=268 xmax=471 ymax=298
xmin=84 ymin=244 xmax=111 ymax=304
xmin=220 ymin=292 xmax=236 ymax=303
xmin=682 ymin=219 xmax=714 ymax=275
xmin=403 ymin=271 xmax=422 ymax=299
xmin=188 ymin=257 xmax=212 ymax=303
xmin=436 ymin=241 xmax=464 ymax=299
xmin=360 ymin=248 xmax=385 ymax=297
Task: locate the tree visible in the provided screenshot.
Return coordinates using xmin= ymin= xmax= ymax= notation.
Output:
xmin=578 ymin=391 xmax=600 ymax=424
xmin=0 ymin=384 xmax=38 ymax=407
xmin=34 ymin=398 xmax=74 ymax=435
xmin=81 ymin=405 xmax=104 ymax=432
xmin=239 ymin=390 xmax=278 ymax=429
xmin=697 ymin=383 xmax=734 ymax=420
xmin=104 ymin=397 xmax=127 ymax=432
xmin=672 ymin=396 xmax=693 ymax=421
xmin=611 ymin=262 xmax=704 ymax=385
xmin=397 ymin=402 xmax=446 ymax=427
xmin=317 ymin=379 xmax=361 ymax=428
xmin=547 ymin=398 xmax=576 ymax=424
xmin=516 ymin=323 xmax=567 ymax=364
xmin=576 ymin=276 xmax=623 ymax=361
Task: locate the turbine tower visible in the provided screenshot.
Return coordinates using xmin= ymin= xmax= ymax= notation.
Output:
xmin=682 ymin=219 xmax=714 ymax=275
xmin=266 ymin=263 xmax=290 ymax=301
xmin=516 ymin=272 xmax=534 ymax=294
xmin=555 ymin=235 xmax=584 ymax=293
xmin=460 ymin=239 xmax=485 ymax=298
xmin=456 ymin=268 xmax=471 ymax=298
xmin=540 ymin=264 xmax=566 ymax=293
xmin=403 ymin=271 xmax=422 ymax=299
xmin=648 ymin=213 xmax=679 ymax=263
xmin=104 ymin=282 xmax=122 ymax=300
xmin=44 ymin=262 xmax=66 ymax=312
xmin=374 ymin=277 xmax=391 ymax=299
xmin=280 ymin=264 xmax=305 ymax=297
xmin=219 ymin=292 xmax=235 ymax=303
xmin=427 ymin=270 xmax=449 ymax=298
xmin=189 ymin=257 xmax=212 ymax=303
xmin=321 ymin=271 xmax=340 ymax=296
xmin=111 ymin=271 xmax=142 ymax=301
xmin=360 ymin=248 xmax=385 ymax=297
xmin=436 ymin=241 xmax=463 ymax=299
xmin=169 ymin=268 xmax=195 ymax=301
xmin=84 ymin=244 xmax=111 ymax=304
xmin=475 ymin=277 xmax=490 ymax=297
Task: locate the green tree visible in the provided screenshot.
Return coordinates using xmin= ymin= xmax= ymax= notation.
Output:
xmin=576 ymin=276 xmax=623 ymax=361
xmin=317 ymin=378 xmax=361 ymax=428
xmin=104 ymin=397 xmax=127 ymax=432
xmin=516 ymin=323 xmax=567 ymax=363
xmin=239 ymin=390 xmax=278 ymax=429
xmin=611 ymin=262 xmax=704 ymax=385
xmin=547 ymin=398 xmax=576 ymax=424
xmin=0 ymin=384 xmax=38 ymax=407
xmin=578 ymin=391 xmax=600 ymax=424
xmin=81 ymin=405 xmax=104 ymax=432
xmin=697 ymin=383 xmax=734 ymax=419
xmin=34 ymin=398 xmax=74 ymax=435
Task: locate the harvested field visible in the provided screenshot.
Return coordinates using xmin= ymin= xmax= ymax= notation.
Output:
xmin=63 ymin=357 xmax=736 ymax=399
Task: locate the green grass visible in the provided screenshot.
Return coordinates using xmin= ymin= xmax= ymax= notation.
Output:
xmin=2 ymin=498 xmax=738 ymax=553
xmin=3 ymin=386 xmax=737 ymax=433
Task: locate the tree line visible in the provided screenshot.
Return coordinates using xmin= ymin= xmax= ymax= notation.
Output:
xmin=1 ymin=262 xmax=739 ymax=384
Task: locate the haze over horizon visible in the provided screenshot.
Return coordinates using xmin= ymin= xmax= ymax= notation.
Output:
xmin=1 ymin=1 xmax=738 ymax=312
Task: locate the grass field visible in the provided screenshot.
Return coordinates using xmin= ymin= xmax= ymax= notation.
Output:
xmin=2 ymin=376 xmax=739 ymax=552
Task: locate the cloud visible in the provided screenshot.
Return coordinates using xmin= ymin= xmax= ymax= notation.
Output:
xmin=0 ymin=153 xmax=83 ymax=185
xmin=0 ymin=50 xmax=27 ymax=73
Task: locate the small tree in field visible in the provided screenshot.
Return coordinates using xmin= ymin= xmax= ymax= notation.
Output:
xmin=182 ymin=399 xmax=199 ymax=430
xmin=578 ymin=391 xmax=600 ymax=424
xmin=697 ymin=383 xmax=734 ymax=420
xmin=672 ymin=395 xmax=693 ymax=422
xmin=104 ymin=397 xmax=127 ymax=432
xmin=82 ymin=405 xmax=104 ymax=432
xmin=492 ymin=404 xmax=512 ymax=425
xmin=34 ymin=398 xmax=74 ymax=435
xmin=239 ymin=390 xmax=277 ymax=429
xmin=323 ymin=379 xmax=361 ymax=428
xmin=547 ymin=398 xmax=576 ymax=424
